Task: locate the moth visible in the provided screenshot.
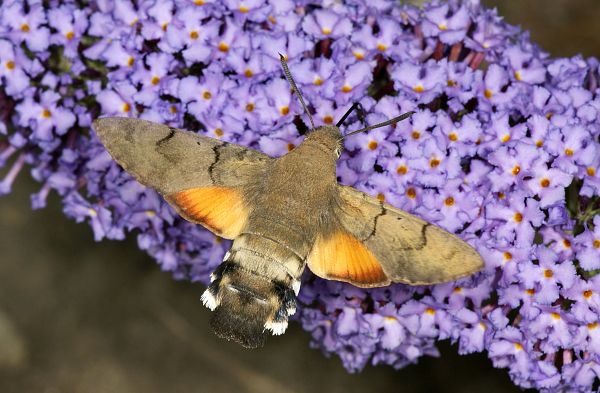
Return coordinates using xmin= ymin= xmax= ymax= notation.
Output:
xmin=93 ymin=55 xmax=483 ymax=348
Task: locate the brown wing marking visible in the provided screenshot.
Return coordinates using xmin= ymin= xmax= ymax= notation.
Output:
xmin=166 ymin=186 xmax=248 ymax=239
xmin=307 ymin=231 xmax=390 ymax=288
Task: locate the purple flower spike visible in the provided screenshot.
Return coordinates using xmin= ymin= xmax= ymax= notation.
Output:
xmin=2 ymin=0 xmax=600 ymax=391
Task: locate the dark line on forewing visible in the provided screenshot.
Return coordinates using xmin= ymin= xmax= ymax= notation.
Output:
xmin=363 ymin=200 xmax=386 ymax=242
xmin=208 ymin=142 xmax=226 ymax=183
xmin=417 ymin=223 xmax=431 ymax=250
xmin=446 ymin=248 xmax=458 ymax=262
xmin=157 ymin=127 xmax=176 ymax=146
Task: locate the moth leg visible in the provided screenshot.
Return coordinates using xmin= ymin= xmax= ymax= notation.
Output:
xmin=336 ymin=102 xmax=367 ymax=127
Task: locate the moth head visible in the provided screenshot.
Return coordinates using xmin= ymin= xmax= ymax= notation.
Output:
xmin=305 ymin=125 xmax=344 ymax=159
xmin=201 ymin=261 xmax=298 ymax=348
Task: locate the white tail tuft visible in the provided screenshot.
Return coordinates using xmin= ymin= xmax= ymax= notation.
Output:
xmin=200 ymin=289 xmax=219 ymax=311
xmin=292 ymin=280 xmax=301 ymax=296
xmin=264 ymin=320 xmax=288 ymax=335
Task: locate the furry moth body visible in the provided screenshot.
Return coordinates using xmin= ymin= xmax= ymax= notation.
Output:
xmin=93 ymin=58 xmax=484 ymax=348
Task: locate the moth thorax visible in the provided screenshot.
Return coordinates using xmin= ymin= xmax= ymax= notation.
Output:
xmin=201 ymin=260 xmax=298 ymax=348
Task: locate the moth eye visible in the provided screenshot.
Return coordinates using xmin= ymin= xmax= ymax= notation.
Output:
xmin=334 ymin=146 xmax=342 ymax=159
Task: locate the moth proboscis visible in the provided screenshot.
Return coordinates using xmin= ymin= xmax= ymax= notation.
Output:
xmin=93 ymin=54 xmax=484 ymax=348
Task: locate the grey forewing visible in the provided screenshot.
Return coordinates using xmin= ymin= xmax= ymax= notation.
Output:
xmin=335 ymin=185 xmax=484 ymax=285
xmin=93 ymin=117 xmax=271 ymax=196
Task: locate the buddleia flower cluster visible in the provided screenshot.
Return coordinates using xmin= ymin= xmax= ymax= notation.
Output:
xmin=1 ymin=0 xmax=600 ymax=390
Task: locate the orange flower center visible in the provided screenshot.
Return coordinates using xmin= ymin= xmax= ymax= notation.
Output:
xmin=203 ymin=91 xmax=212 ymax=100
xmin=368 ymin=141 xmax=378 ymax=150
xmin=41 ymin=109 xmax=52 ymax=118
xmin=218 ymin=42 xmax=229 ymax=52
xmin=245 ymin=103 xmax=254 ymax=112
xmin=127 ymin=57 xmax=135 ymax=67
xmin=189 ymin=31 xmax=199 ymax=40
xmin=287 ymin=143 xmax=295 ymax=151
xmin=584 ymin=290 xmax=593 ymax=299
xmin=430 ymin=158 xmax=440 ymax=168
xmin=444 ymin=197 xmax=455 ymax=206
xmin=151 ymin=76 xmax=160 ymax=85
xmin=323 ymin=115 xmax=333 ymax=124
xmin=411 ymin=131 xmax=421 ymax=140
xmin=5 ymin=60 xmax=15 ymax=70
xmin=512 ymin=165 xmax=521 ymax=175
xmin=563 ymin=239 xmax=571 ymax=248
xmin=406 ymin=187 xmax=416 ymax=199
xmin=448 ymin=132 xmax=458 ymax=141
xmin=214 ymin=128 xmax=224 ymax=137
xmin=413 ymin=85 xmax=424 ymax=93
xmin=565 ymin=148 xmax=574 ymax=156
xmin=244 ymin=69 xmax=253 ymax=78
xmin=484 ymin=89 xmax=493 ymax=99
xmin=280 ymin=106 xmax=290 ymax=115
xmin=313 ymin=77 xmax=323 ymax=86
xmin=594 ymin=239 xmax=600 ymax=249
xmin=513 ymin=212 xmax=523 ymax=222
xmin=514 ymin=70 xmax=522 ymax=81
xmin=587 ymin=167 xmax=596 ymax=176
xmin=503 ymin=252 xmax=513 ymax=260
xmin=20 ymin=23 xmax=30 ymax=32
xmin=65 ymin=31 xmax=75 ymax=40
xmin=396 ymin=165 xmax=408 ymax=175
xmin=544 ymin=269 xmax=553 ymax=278
xmin=122 ymin=103 xmax=131 ymax=113
xmin=540 ymin=178 xmax=550 ymax=188
xmin=353 ymin=51 xmax=365 ymax=60
xmin=425 ymin=307 xmax=435 ymax=315
xmin=341 ymin=85 xmax=352 ymax=93
xmin=377 ymin=193 xmax=385 ymax=202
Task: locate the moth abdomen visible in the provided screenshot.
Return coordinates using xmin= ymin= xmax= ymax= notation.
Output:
xmin=201 ymin=247 xmax=300 ymax=348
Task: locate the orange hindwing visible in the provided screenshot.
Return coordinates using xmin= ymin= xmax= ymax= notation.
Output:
xmin=166 ymin=186 xmax=248 ymax=239
xmin=307 ymin=232 xmax=389 ymax=287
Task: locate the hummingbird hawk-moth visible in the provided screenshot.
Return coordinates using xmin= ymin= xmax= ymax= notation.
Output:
xmin=93 ymin=55 xmax=484 ymax=348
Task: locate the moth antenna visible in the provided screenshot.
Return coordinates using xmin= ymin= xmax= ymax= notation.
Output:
xmin=336 ymin=102 xmax=366 ymax=127
xmin=342 ymin=111 xmax=416 ymax=139
xmin=279 ymin=53 xmax=315 ymax=131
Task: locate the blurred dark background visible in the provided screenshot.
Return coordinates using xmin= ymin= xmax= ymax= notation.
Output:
xmin=1 ymin=1 xmax=599 ymax=392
